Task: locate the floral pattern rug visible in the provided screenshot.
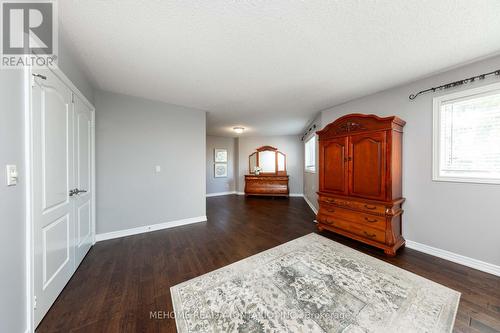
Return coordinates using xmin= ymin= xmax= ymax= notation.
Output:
xmin=171 ymin=233 xmax=460 ymax=332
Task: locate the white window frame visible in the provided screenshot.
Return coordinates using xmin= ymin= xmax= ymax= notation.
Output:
xmin=304 ymin=134 xmax=316 ymax=173
xmin=432 ymin=81 xmax=500 ymax=185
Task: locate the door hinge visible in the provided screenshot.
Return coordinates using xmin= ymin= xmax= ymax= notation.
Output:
xmin=32 ymin=73 xmax=46 ymax=87
xmin=32 ymin=73 xmax=47 ymax=80
xmin=33 ymin=295 xmax=37 ymax=309
xmin=71 ymin=93 xmax=75 ymax=103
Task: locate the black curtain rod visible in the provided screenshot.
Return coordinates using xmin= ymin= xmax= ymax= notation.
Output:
xmin=301 ymin=124 xmax=317 ymax=141
xmin=409 ymin=69 xmax=500 ymax=100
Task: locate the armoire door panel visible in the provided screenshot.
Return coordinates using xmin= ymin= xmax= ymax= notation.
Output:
xmin=320 ymin=137 xmax=348 ymax=194
xmin=349 ymin=131 xmax=387 ymax=200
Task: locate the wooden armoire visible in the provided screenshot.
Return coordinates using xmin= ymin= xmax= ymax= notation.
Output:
xmin=316 ymin=114 xmax=406 ymax=256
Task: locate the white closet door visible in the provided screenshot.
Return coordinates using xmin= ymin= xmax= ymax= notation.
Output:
xmin=74 ymin=94 xmax=93 ymax=265
xmin=32 ymin=69 xmax=76 ymax=326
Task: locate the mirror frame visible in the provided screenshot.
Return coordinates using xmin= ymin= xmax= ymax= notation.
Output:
xmin=248 ymin=146 xmax=287 ymax=175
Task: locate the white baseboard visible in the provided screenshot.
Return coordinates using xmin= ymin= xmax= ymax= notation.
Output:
xmin=95 ymin=216 xmax=207 ymax=242
xmin=303 ymin=195 xmax=318 ymax=215
xmin=406 ymin=240 xmax=500 ymax=277
xmin=206 ymin=191 xmax=236 ymax=197
xmin=236 ymin=192 xmax=245 ymax=195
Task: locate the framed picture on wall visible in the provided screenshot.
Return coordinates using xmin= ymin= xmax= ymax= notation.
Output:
xmin=214 ymin=148 xmax=228 ymax=163
xmin=214 ymin=163 xmax=228 ymax=178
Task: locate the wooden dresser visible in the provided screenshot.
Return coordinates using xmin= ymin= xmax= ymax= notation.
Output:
xmin=316 ymin=114 xmax=406 ymax=256
xmin=245 ymin=175 xmax=289 ymax=197
xmin=245 ymin=145 xmax=289 ymax=197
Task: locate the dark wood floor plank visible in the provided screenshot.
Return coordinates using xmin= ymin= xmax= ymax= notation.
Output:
xmin=37 ymin=195 xmax=500 ymax=333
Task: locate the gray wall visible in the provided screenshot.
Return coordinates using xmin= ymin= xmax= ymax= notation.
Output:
xmin=58 ymin=32 xmax=94 ymax=103
xmin=95 ymin=90 xmax=206 ymax=234
xmin=302 ymin=114 xmax=322 ymax=211
xmin=206 ymin=136 xmax=236 ymax=194
xmin=0 ymin=71 xmax=27 ymax=333
xmin=320 ymin=55 xmax=500 ymax=266
xmin=236 ymin=136 xmax=304 ymax=194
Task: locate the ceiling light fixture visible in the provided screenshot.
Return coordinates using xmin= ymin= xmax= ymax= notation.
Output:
xmin=233 ymin=127 xmax=245 ymax=134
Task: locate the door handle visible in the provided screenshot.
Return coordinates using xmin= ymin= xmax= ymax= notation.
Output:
xmin=69 ymin=188 xmax=87 ymax=197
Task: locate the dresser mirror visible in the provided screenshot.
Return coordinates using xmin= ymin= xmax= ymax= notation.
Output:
xmin=249 ymin=153 xmax=257 ymax=172
xmin=248 ymin=146 xmax=286 ymax=175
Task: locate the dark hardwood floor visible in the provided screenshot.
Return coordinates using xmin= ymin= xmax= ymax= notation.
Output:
xmin=37 ymin=195 xmax=500 ymax=333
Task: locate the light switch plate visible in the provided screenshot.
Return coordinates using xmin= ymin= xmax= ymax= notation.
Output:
xmin=155 ymin=165 xmax=161 ymax=173
xmin=6 ymin=165 xmax=18 ymax=186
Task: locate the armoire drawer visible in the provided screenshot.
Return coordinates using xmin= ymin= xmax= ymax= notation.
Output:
xmin=321 ymin=218 xmax=386 ymax=244
xmin=319 ymin=205 xmax=386 ymax=230
xmin=319 ymin=195 xmax=387 ymax=215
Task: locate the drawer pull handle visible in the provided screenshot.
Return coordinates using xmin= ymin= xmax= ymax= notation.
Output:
xmin=326 ymin=208 xmax=335 ymax=212
xmin=363 ymin=231 xmax=376 ymax=238
xmin=364 ymin=217 xmax=378 ymax=223
xmin=324 ymin=219 xmax=334 ymax=225
xmin=364 ymin=204 xmax=377 ymax=210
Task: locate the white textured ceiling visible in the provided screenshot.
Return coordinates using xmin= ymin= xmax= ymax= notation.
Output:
xmin=59 ymin=0 xmax=500 ymax=136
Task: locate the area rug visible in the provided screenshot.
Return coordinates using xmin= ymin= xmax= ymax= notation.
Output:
xmin=171 ymin=233 xmax=460 ymax=333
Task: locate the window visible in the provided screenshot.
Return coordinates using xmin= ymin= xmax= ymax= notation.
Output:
xmin=433 ymin=82 xmax=500 ymax=184
xmin=305 ymin=135 xmax=316 ymax=173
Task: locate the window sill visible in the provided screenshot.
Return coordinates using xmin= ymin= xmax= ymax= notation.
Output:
xmin=304 ymin=169 xmax=316 ymax=174
xmin=432 ymin=175 xmax=500 ymax=185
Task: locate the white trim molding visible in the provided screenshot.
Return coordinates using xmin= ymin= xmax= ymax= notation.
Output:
xmin=206 ymin=191 xmax=236 ymax=197
xmin=95 ymin=216 xmax=207 ymax=242
xmin=303 ymin=195 xmax=318 ymax=215
xmin=406 ymin=240 xmax=500 ymax=277
xmin=24 ymin=67 xmax=34 ymax=333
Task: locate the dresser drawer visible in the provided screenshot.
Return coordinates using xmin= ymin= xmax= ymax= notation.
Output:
xmin=321 ymin=217 xmax=386 ymax=243
xmin=245 ymin=175 xmax=289 ymax=196
xmin=319 ymin=205 xmax=386 ymax=230
xmin=245 ymin=176 xmax=289 ymax=182
xmin=319 ymin=195 xmax=386 ymax=215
